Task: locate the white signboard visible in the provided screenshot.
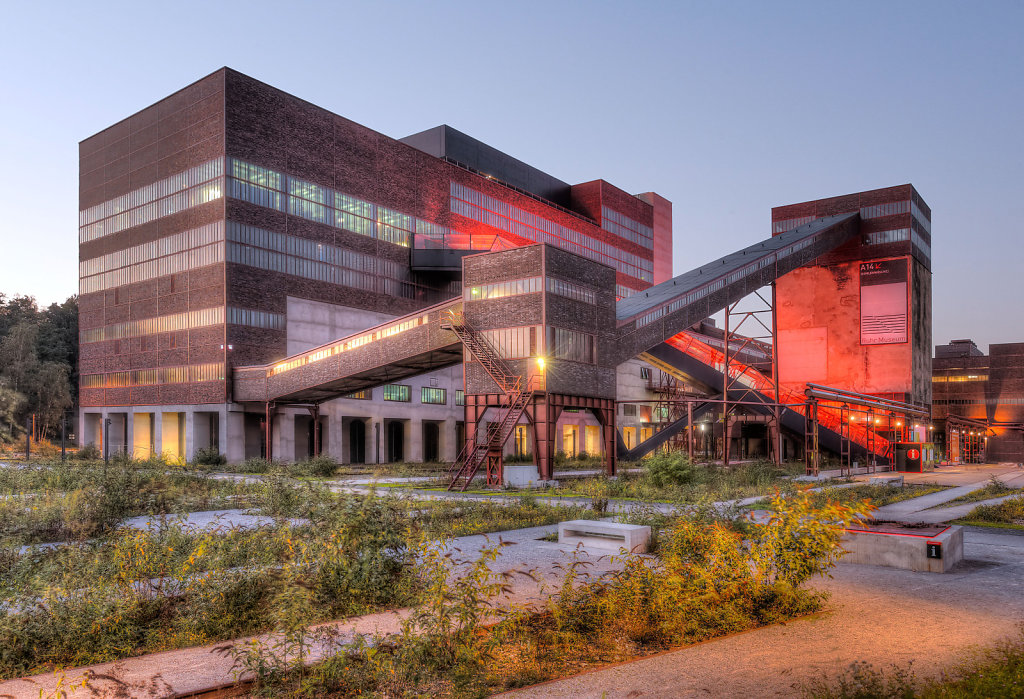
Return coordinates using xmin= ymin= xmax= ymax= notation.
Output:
xmin=860 ymin=258 xmax=908 ymax=345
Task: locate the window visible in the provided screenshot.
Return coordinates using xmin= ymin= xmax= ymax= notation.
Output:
xmin=421 ymin=387 xmax=447 ymax=404
xmin=640 ymin=367 xmax=651 ymax=380
xmin=623 ymin=404 xmax=637 ymax=416
xmin=455 ymin=390 xmax=465 ymax=406
xmin=546 ymin=277 xmax=597 ymax=304
xmin=477 ymin=326 xmax=539 ymax=359
xmin=345 ymin=389 xmax=372 ymax=399
xmin=466 ymin=276 xmax=542 ymax=301
xmin=79 ymin=159 xmax=224 ymax=243
xmin=547 ymin=327 xmax=595 ymax=364
xmin=451 ymin=183 xmax=654 ymax=283
xmin=383 ymin=384 xmax=410 ymax=402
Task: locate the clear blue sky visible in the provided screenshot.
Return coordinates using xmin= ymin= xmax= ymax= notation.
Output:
xmin=1 ymin=1 xmax=1020 ymax=350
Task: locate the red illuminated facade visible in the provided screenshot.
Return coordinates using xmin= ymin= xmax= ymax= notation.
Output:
xmin=772 ymin=185 xmax=932 ymax=408
xmin=77 ymin=68 xmax=672 ymax=460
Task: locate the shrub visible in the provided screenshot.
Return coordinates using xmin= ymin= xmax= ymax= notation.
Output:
xmin=193 ymin=446 xmax=226 ymax=466
xmin=296 ymin=455 xmax=338 ymax=478
xmin=75 ymin=443 xmax=101 ymax=461
xmin=645 ymin=451 xmax=696 ymax=487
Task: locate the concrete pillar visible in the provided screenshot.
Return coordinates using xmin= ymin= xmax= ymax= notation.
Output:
xmin=189 ymin=411 xmax=210 ymax=462
xmin=274 ymin=412 xmax=296 ymax=462
xmin=153 ymin=411 xmax=163 ymax=458
xmin=161 ymin=412 xmax=181 ymax=461
xmin=442 ymin=418 xmax=458 ymax=461
xmin=327 ymin=413 xmax=344 ymax=461
xmin=407 ymin=418 xmax=422 ymax=463
xmin=370 ymin=419 xmax=382 ymax=464
xmin=226 ymin=410 xmax=245 ymax=464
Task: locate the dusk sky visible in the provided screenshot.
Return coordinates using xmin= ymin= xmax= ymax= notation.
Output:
xmin=1 ymin=1 xmax=1020 ymax=350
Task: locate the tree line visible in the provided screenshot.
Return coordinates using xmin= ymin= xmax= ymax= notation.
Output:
xmin=0 ymin=294 xmax=78 ymax=444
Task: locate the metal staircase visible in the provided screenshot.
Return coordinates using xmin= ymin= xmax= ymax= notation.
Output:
xmin=440 ymin=310 xmax=537 ymax=490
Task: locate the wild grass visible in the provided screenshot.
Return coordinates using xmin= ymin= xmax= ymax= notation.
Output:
xmin=756 ymin=482 xmax=951 ymax=512
xmin=803 ymin=627 xmax=1024 ymax=698
xmin=531 ymin=453 xmax=806 ymax=504
xmin=0 ymin=460 xmax=264 ymax=546
xmin=0 ymin=471 xmax=602 ymax=680
xmin=938 ymin=475 xmax=1024 ymax=508
xmin=956 ymin=496 xmax=1024 ymax=529
xmin=227 ymin=491 xmax=872 ymax=697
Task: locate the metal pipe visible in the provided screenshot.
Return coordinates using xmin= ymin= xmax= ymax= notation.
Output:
xmin=804 ymin=388 xmax=929 ymax=416
xmin=804 ymin=383 xmax=925 ymax=413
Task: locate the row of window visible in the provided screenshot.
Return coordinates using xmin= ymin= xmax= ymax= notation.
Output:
xmin=81 ymin=362 xmax=224 ymax=388
xmin=228 ymin=158 xmax=445 ymax=249
xmin=225 ymin=221 xmax=429 ymax=299
xmin=79 ymin=161 xmax=224 ymax=243
xmin=616 ymin=284 xmax=639 ymax=300
xmin=861 ymin=200 xmax=910 ymax=220
xmin=80 ymin=306 xmax=223 ymax=343
xmin=227 ymin=307 xmax=286 ymax=331
xmin=451 ymin=183 xmax=654 ymax=283
xmin=601 ymin=206 xmax=653 ymax=249
xmin=466 ymin=276 xmax=542 ymax=301
xmin=933 ymin=374 xmax=988 ymax=383
xmin=546 ymin=277 xmax=597 ymax=305
xmin=80 ymin=237 xmax=224 ymax=295
xmin=866 ymin=228 xmax=910 ymax=245
xmin=935 ymin=398 xmax=1024 ymax=406
xmin=347 ymin=387 xmax=466 ymax=405
xmin=80 ymin=159 xmax=224 ymax=228
xmin=80 ymin=221 xmax=224 ymax=280
xmin=269 ymin=314 xmax=431 ymax=376
xmin=772 ymin=216 xmax=815 ymax=234
xmin=912 ymin=201 xmax=931 ymax=233
xmin=911 ymin=228 xmax=931 ymax=263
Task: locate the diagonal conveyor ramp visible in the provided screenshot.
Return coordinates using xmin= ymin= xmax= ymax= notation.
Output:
xmin=232 ymin=214 xmax=861 ymax=405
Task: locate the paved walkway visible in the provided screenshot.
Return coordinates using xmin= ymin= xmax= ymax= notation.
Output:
xmin=501 ymin=527 xmax=1024 ymax=698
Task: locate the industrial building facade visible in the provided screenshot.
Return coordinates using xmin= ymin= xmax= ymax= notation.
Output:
xmin=932 ymin=339 xmax=1024 ymax=463
xmin=78 ymin=68 xmax=673 ymax=463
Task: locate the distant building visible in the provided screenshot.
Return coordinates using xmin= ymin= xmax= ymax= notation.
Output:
xmin=932 ymin=340 xmax=1024 ymax=462
xmin=78 ymin=68 xmax=672 ymax=463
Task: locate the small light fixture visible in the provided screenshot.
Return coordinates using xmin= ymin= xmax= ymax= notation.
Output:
xmin=536 ymin=357 xmax=545 ymax=371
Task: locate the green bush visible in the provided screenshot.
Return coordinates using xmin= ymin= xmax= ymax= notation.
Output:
xmin=645 ymin=451 xmax=697 ymax=487
xmin=193 ymin=446 xmax=227 ymax=466
xmin=75 ymin=443 xmax=101 ymax=460
xmin=295 ymin=455 xmax=338 ymax=478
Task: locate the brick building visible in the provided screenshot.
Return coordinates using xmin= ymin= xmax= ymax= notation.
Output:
xmin=78 ymin=67 xmax=672 ymax=463
xmin=932 ymin=339 xmax=1024 ymax=462
xmin=772 ymin=185 xmax=933 ymax=410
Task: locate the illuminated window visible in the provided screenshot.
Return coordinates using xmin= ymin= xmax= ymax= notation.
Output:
xmin=344 ymin=389 xmax=372 ymax=399
xmin=421 ymin=387 xmax=447 ymax=404
xmin=477 ymin=326 xmax=539 ymax=359
xmin=383 ymin=384 xmax=411 ymax=402
xmin=466 ymin=277 xmax=542 ymax=301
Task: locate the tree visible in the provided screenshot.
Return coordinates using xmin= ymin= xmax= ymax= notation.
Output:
xmin=31 ymin=362 xmax=73 ymax=439
xmin=0 ymin=385 xmax=25 ymax=444
xmin=0 ymin=321 xmax=40 ymax=394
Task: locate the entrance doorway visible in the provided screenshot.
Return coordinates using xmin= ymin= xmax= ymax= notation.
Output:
xmin=349 ymin=420 xmax=366 ymax=464
xmin=387 ymin=421 xmax=404 ymax=463
xmin=423 ymin=422 xmax=440 ymax=462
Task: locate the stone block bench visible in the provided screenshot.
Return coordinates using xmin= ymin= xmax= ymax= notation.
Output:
xmin=841 ymin=521 xmax=963 ymax=573
xmin=868 ymin=474 xmax=904 ymax=486
xmin=558 ymin=520 xmax=651 ymax=553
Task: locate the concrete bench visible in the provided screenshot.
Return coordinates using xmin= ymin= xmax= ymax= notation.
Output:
xmin=842 ymin=523 xmax=963 ymax=573
xmin=869 ymin=474 xmax=904 ymax=486
xmin=558 ymin=520 xmax=651 ymax=553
